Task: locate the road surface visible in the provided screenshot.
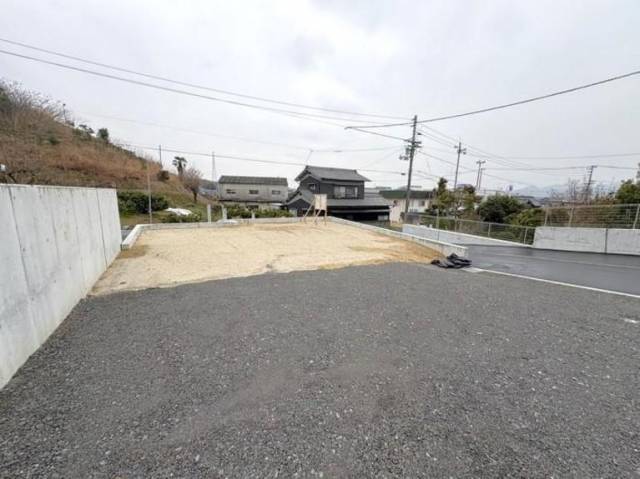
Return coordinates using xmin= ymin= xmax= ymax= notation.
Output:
xmin=1 ymin=263 xmax=638 ymax=477
xmin=467 ymin=245 xmax=640 ymax=295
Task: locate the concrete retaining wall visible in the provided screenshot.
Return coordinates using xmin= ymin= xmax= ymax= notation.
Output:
xmin=533 ymin=226 xmax=640 ymax=255
xmin=402 ymin=224 xmax=528 ymax=247
xmin=606 ymin=229 xmax=640 ymax=255
xmin=0 ymin=185 xmax=121 ymax=388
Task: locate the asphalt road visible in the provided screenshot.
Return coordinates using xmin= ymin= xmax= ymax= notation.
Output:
xmin=467 ymin=245 xmax=640 ymax=296
xmin=1 ymin=263 xmax=639 ymax=477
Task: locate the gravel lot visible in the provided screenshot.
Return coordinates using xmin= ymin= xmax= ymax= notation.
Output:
xmin=93 ymin=222 xmax=438 ymax=295
xmin=1 ymin=263 xmax=639 ymax=477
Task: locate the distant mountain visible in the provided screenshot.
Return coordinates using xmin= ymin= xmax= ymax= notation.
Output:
xmin=513 ymin=184 xmax=566 ymax=198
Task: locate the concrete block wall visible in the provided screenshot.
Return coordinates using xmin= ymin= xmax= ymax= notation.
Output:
xmin=533 ymin=226 xmax=640 ymax=255
xmin=403 ymin=224 xmax=528 ymax=247
xmin=0 ymin=185 xmax=121 ymax=388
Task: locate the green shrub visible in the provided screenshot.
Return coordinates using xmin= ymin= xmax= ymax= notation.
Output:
xmin=226 ymin=205 xmax=252 ymax=218
xmin=118 ymin=191 xmax=169 ymax=215
xmin=509 ymin=208 xmax=545 ymax=227
xmin=254 ymin=208 xmax=292 ymax=218
xmin=161 ymin=212 xmax=201 ymax=223
xmin=225 ymin=205 xmax=292 ymax=218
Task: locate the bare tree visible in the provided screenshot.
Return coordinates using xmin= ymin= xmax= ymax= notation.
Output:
xmin=182 ymin=166 xmax=202 ymax=202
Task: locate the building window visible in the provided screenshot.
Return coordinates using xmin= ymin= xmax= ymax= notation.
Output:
xmin=419 ymin=200 xmax=426 ymax=206
xmin=226 ymin=189 xmax=236 ymax=194
xmin=334 ymin=185 xmax=358 ymax=199
xmin=271 ymin=189 xmax=281 ymax=195
xmin=308 ymin=183 xmax=317 ymax=191
xmin=249 ymin=189 xmax=259 ymax=195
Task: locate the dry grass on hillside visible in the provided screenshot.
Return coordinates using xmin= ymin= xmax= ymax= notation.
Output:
xmin=0 ymin=81 xmax=187 ymax=194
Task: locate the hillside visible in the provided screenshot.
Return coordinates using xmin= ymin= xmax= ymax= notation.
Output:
xmin=0 ymin=81 xmax=203 ymax=203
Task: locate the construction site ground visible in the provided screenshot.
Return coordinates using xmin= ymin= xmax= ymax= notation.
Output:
xmin=93 ymin=222 xmax=439 ymax=295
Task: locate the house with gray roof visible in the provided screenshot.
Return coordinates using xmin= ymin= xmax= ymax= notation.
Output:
xmin=286 ymin=166 xmax=391 ymax=220
xmin=218 ymin=175 xmax=288 ymax=210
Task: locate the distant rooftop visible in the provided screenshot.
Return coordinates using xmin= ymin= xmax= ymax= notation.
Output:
xmin=379 ymin=189 xmax=433 ymax=200
xmin=296 ymin=165 xmax=369 ymax=182
xmin=218 ymin=175 xmax=288 ymax=186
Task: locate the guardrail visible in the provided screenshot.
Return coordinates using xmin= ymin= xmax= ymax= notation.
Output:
xmin=420 ymin=214 xmax=534 ymax=245
xmin=543 ymin=203 xmax=640 ymax=229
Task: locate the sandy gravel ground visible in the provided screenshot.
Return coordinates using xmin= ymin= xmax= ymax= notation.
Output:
xmin=92 ymin=222 xmax=438 ymax=295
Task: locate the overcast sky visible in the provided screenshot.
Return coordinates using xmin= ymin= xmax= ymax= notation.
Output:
xmin=1 ymin=0 xmax=639 ymax=193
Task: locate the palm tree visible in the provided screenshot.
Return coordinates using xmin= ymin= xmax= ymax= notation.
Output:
xmin=172 ymin=156 xmax=187 ymax=177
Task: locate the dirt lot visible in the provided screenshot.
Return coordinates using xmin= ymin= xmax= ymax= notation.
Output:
xmin=92 ymin=222 xmax=438 ymax=295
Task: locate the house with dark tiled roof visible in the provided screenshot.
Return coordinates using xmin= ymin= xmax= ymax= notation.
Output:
xmin=286 ymin=166 xmax=391 ymax=220
xmin=218 ymin=175 xmax=288 ymax=209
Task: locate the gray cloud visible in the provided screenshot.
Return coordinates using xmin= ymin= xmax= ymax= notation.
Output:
xmin=1 ymin=0 xmax=638 ymax=192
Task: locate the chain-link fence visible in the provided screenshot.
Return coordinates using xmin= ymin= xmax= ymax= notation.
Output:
xmin=420 ymin=215 xmax=535 ymax=244
xmin=543 ymin=204 xmax=640 ymax=229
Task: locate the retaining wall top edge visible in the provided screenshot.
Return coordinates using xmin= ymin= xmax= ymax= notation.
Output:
xmin=1 ymin=184 xmax=117 ymax=192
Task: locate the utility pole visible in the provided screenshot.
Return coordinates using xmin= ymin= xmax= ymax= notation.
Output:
xmin=403 ymin=115 xmax=421 ymax=220
xmin=477 ymin=166 xmax=485 ymax=193
xmin=453 ymin=141 xmax=467 ymax=190
xmin=475 ymin=159 xmax=486 ymax=190
xmin=158 ymin=144 xmax=163 ymax=169
xmin=211 ymin=151 xmax=217 ymax=181
xmin=145 ymin=159 xmax=153 ymax=224
xmin=584 ymin=165 xmax=596 ymax=203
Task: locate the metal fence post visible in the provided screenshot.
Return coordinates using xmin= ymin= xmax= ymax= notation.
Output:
xmin=544 ymin=208 xmax=549 ymax=226
xmin=568 ymin=207 xmax=574 ymax=227
xmin=487 ymin=223 xmax=492 ymax=238
xmin=634 ymin=204 xmax=640 ymax=229
xmin=436 ymin=210 xmax=440 ymax=229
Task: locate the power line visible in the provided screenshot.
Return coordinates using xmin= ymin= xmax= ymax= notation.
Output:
xmin=344 ymin=126 xmax=408 ymax=141
xmin=359 ymin=148 xmax=404 ymax=169
xmin=467 ymin=151 xmax=640 ymax=160
xmin=483 ymin=165 xmax=636 ymax=171
xmin=75 ymin=111 xmax=311 ymax=151
xmin=0 ymin=49 xmax=391 ymax=125
xmin=120 ymin=142 xmax=406 ymax=175
xmin=345 ymin=67 xmax=640 ymax=128
xmin=0 ymin=37 xmax=409 ymax=121
xmin=77 ymin=110 xmax=400 ymax=153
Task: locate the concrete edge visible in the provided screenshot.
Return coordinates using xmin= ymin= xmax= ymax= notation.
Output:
xmin=120 ymin=217 xmax=305 ymax=249
xmin=404 ymin=223 xmax=532 ymax=248
xmin=120 ymin=216 xmax=467 ymax=257
xmin=121 ymin=224 xmax=145 ymax=250
xmin=330 ymin=217 xmax=467 ymax=258
xmin=4 ymin=183 xmax=117 ymax=193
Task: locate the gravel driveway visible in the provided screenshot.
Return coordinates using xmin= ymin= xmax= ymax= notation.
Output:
xmin=1 ymin=263 xmax=638 ymax=477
